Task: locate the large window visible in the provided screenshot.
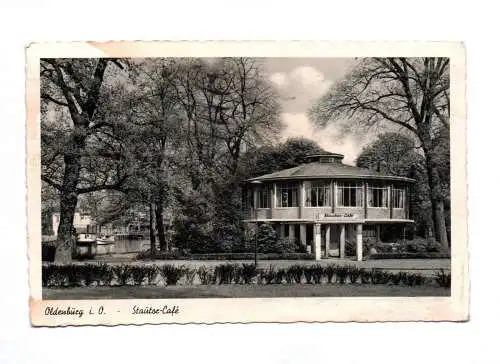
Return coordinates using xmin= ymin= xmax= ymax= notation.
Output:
xmin=392 ymin=188 xmax=405 ymax=209
xmin=337 ymin=182 xmax=363 ymax=207
xmin=277 ymin=183 xmax=298 ymax=207
xmin=368 ymin=184 xmax=389 ymax=208
xmin=257 ymin=187 xmax=270 ymax=208
xmin=305 ymin=180 xmax=331 ymax=207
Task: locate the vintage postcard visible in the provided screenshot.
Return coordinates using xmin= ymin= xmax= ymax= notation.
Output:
xmin=27 ymin=41 xmax=468 ymax=326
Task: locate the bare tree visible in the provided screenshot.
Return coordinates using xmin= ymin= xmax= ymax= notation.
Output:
xmin=128 ymin=59 xmax=184 ymax=251
xmin=41 ymin=58 xmax=130 ymax=263
xmin=171 ymin=58 xmax=281 ymax=183
xmin=311 ymin=57 xmax=450 ymax=251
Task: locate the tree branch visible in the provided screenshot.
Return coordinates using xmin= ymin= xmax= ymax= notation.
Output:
xmin=41 ymin=175 xmax=63 ymax=191
xmin=77 ymin=174 xmax=128 ymax=194
xmin=41 ymin=93 xmax=69 ymax=107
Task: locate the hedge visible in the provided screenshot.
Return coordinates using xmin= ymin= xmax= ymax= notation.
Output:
xmin=41 ymin=262 xmax=451 ymax=288
xmin=42 ymin=244 xmax=56 ymax=262
xmin=136 ymin=251 xmax=315 ymax=261
xmin=369 ymin=252 xmax=451 ymax=259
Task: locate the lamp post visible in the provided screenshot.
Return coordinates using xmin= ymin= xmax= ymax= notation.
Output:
xmin=254 ymin=223 xmax=258 ymax=267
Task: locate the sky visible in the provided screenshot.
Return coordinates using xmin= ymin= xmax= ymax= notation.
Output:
xmin=261 ymin=58 xmax=363 ymax=165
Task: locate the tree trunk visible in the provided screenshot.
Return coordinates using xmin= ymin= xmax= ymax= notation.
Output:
xmin=54 ymin=130 xmax=86 ymax=264
xmin=54 ymin=158 xmax=83 ymax=262
xmin=149 ymin=202 xmax=156 ymax=253
xmin=55 ymin=192 xmax=78 ymax=264
xmin=423 ymin=150 xmax=450 ymax=252
xmin=155 ymin=190 xmax=167 ymax=252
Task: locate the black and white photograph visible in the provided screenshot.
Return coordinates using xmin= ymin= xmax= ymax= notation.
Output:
xmin=27 ymin=41 xmax=468 ymax=325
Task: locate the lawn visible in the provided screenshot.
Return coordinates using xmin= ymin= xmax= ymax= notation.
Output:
xmin=43 ymin=284 xmax=450 ymax=300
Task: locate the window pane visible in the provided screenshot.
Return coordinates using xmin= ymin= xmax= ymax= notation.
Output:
xmin=368 ymin=184 xmax=389 ymax=207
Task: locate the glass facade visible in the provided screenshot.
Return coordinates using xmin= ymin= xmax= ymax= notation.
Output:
xmin=305 ymin=180 xmax=332 ymax=207
xmin=367 ymin=183 xmax=389 ymax=208
xmin=337 ymin=181 xmax=363 ymax=207
xmin=257 ymin=187 xmax=270 ymax=208
xmin=392 ymin=188 xmax=405 ymax=209
xmin=245 ymin=180 xmax=407 ymax=212
xmin=277 ymin=183 xmax=299 ymax=207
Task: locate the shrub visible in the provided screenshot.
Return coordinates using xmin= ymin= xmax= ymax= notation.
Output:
xmin=276 ymin=268 xmax=287 ymax=284
xmin=287 ymin=265 xmax=304 ymax=284
xmin=240 ymin=263 xmax=257 ymax=284
xmin=370 ymin=268 xmax=391 ymax=284
xmin=348 ymin=266 xmax=361 ymax=284
xmin=303 ymin=266 xmax=314 ymax=284
xmin=130 ymin=266 xmax=148 ymax=286
xmin=275 ymin=238 xmax=297 ymax=254
xmin=402 ymin=272 xmax=425 ymax=286
xmin=256 ymin=268 xmax=265 ymax=284
xmin=114 ymin=265 xmax=134 ymax=286
xmin=144 ymin=265 xmax=159 ymax=285
xmin=360 ymin=268 xmax=371 ymax=284
xmin=405 ymin=242 xmax=427 ymax=253
xmin=214 ymin=263 xmax=238 ymax=284
xmin=135 ymin=251 xmax=315 ymax=261
xmin=95 ymin=263 xmax=114 ymax=286
xmin=183 ymin=267 xmax=197 ymax=285
xmin=426 ymin=241 xmax=442 ymax=253
xmin=42 ymin=243 xmax=56 ymax=262
xmin=434 ymin=269 xmax=451 ymax=288
xmin=263 ymin=266 xmax=278 ymax=284
xmin=370 ymin=252 xmax=450 ymax=259
xmin=136 ymin=250 xmax=183 ymax=260
xmin=284 ymin=268 xmax=295 ymax=284
xmin=414 ymin=273 xmax=425 ymax=286
xmin=310 ymin=264 xmax=324 ymax=284
xmin=160 ymin=265 xmax=185 ymax=285
xmin=335 ymin=266 xmax=349 ymax=284
xmin=197 ymin=266 xmax=214 ymax=285
xmin=434 ymin=268 xmax=451 ymax=288
xmin=324 ymin=264 xmax=337 ymax=284
xmin=42 ymin=265 xmax=50 ymax=287
xmin=42 ymin=264 xmax=61 ymax=287
xmin=389 ymin=272 xmax=405 ymax=286
xmin=345 ymin=239 xmax=369 ymax=257
xmin=394 ymin=238 xmax=442 ymax=254
xmin=373 ymin=243 xmax=394 ymax=254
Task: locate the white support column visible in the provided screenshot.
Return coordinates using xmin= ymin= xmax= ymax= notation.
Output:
xmin=325 ymin=224 xmax=331 ymax=257
xmin=314 ymin=223 xmax=322 ymax=261
xmin=299 ymin=181 xmax=306 ymax=219
xmin=288 ymin=224 xmax=295 ymax=242
xmin=300 ymin=224 xmax=307 ymax=247
xmin=300 ymin=181 xmax=306 ymax=207
xmin=333 ymin=181 xmax=337 ymax=212
xmin=272 ymin=183 xmax=277 ymax=208
xmin=356 ymin=223 xmax=363 ymax=261
xmin=340 ymin=224 xmax=345 ymax=259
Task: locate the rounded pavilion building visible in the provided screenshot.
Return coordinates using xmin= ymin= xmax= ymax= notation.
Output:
xmin=243 ymin=152 xmax=414 ymax=261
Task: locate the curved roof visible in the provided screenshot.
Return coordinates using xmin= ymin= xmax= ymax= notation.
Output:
xmin=247 ymin=162 xmax=415 ymax=183
xmin=305 ymin=152 xmax=345 ymax=159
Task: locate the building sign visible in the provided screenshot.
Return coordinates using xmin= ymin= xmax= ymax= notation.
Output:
xmin=317 ymin=212 xmax=362 ymax=221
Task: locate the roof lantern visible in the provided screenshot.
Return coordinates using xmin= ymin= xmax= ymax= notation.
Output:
xmin=304 ymin=152 xmax=344 ymax=164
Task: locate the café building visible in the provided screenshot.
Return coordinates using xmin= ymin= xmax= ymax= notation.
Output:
xmin=243 ymin=152 xmax=414 ymax=261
